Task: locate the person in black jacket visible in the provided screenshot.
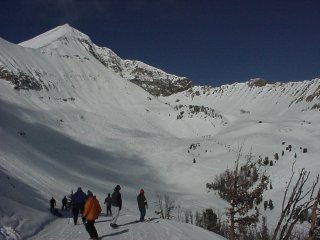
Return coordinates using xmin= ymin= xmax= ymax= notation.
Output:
xmin=61 ymin=196 xmax=68 ymax=211
xmin=110 ymin=185 xmax=122 ymax=227
xmin=104 ymin=193 xmax=112 ymax=216
xmin=49 ymin=197 xmax=56 ymax=213
xmin=137 ymin=189 xmax=148 ymax=222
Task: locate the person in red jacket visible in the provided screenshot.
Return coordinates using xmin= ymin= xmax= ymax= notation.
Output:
xmin=137 ymin=189 xmax=148 ymax=222
xmin=83 ymin=190 xmax=102 ymax=240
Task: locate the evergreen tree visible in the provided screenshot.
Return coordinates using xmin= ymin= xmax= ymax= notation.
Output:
xmin=268 ymin=199 xmax=274 ymax=210
xmin=299 ymin=209 xmax=309 ymax=223
xmin=207 ymin=146 xmax=269 ymax=240
xmin=195 ymin=211 xmax=202 ymax=227
xmin=202 ymin=208 xmax=217 ymax=232
xmin=185 ymin=210 xmax=189 ymax=223
xmin=260 ymin=216 xmax=270 ymax=240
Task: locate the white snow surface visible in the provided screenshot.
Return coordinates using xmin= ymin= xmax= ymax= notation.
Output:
xmin=0 ymin=24 xmax=320 ymax=239
xmin=26 ymin=214 xmax=225 ymax=240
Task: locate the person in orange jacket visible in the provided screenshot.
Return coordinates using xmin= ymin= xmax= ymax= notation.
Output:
xmin=83 ymin=190 xmax=102 ymax=240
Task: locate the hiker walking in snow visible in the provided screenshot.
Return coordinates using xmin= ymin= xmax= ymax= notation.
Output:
xmin=71 ymin=187 xmax=87 ymax=225
xmin=137 ymin=189 xmax=148 ymax=222
xmin=110 ymin=185 xmax=122 ymax=228
xmin=104 ymin=193 xmax=112 ymax=216
xmin=83 ymin=190 xmax=101 ymax=240
xmin=49 ymin=197 xmax=56 ymax=213
xmin=61 ymin=196 xmax=68 ymax=211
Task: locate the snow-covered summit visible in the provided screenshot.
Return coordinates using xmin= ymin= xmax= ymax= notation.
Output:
xmin=19 ymin=24 xmax=90 ymax=49
xmin=18 ymin=24 xmax=192 ymax=96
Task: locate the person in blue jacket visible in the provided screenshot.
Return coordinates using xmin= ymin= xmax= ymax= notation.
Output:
xmin=72 ymin=187 xmax=87 ymax=225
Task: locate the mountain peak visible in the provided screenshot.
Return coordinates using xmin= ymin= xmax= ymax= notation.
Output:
xmin=19 ymin=24 xmax=90 ymax=49
xmin=247 ymin=77 xmax=271 ymax=87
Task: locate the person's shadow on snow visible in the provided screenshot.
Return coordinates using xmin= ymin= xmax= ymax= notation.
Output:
xmin=95 ymin=218 xmax=112 ymax=223
xmin=118 ymin=217 xmax=160 ymax=226
xmin=99 ymin=229 xmax=129 ymax=239
xmin=119 ymin=220 xmax=140 ymax=226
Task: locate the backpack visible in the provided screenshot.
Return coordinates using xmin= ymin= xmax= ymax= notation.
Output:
xmin=73 ymin=191 xmax=86 ymax=205
xmin=106 ymin=196 xmax=112 ymax=206
xmin=111 ymin=191 xmax=119 ymax=207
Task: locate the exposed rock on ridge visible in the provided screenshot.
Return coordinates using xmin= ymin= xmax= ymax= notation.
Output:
xmin=176 ymin=78 xmax=320 ymax=112
xmin=79 ymin=36 xmax=192 ymax=96
xmin=18 ymin=24 xmax=192 ymax=96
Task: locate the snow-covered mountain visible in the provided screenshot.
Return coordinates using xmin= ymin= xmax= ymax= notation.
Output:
xmin=0 ymin=24 xmax=319 ymax=239
xmin=16 ymin=24 xmax=192 ymax=96
xmin=174 ymin=78 xmax=320 ymax=113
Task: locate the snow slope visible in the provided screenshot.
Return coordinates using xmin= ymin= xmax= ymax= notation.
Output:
xmin=0 ymin=24 xmax=320 ymax=239
xmin=25 ymin=214 xmax=226 ymax=240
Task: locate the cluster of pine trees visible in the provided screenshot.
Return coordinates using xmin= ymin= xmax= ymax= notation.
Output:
xmin=156 ymin=146 xmax=319 ymax=240
xmin=203 ymin=147 xmax=320 ymax=240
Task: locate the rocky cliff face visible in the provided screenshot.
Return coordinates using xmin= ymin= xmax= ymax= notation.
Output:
xmin=79 ymin=37 xmax=192 ymax=96
xmin=0 ymin=65 xmax=42 ymax=91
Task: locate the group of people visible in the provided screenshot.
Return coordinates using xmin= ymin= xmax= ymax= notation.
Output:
xmin=49 ymin=185 xmax=148 ymax=240
xmin=49 ymin=196 xmax=69 ymax=213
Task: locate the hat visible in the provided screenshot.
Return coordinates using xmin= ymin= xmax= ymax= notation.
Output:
xmin=140 ymin=189 xmax=144 ymax=194
xmin=87 ymin=190 xmax=93 ymax=196
xmin=77 ymin=187 xmax=82 ymax=191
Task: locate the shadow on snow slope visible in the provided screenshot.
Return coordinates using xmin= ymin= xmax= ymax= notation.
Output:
xmin=0 ymin=98 xmax=171 ymax=238
xmin=0 ymin=98 xmax=166 ymax=190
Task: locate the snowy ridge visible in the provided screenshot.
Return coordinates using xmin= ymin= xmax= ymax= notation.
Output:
xmin=165 ymin=79 xmax=320 ymax=115
xmin=19 ymin=24 xmax=192 ymax=96
xmin=80 ymin=37 xmax=192 ymax=96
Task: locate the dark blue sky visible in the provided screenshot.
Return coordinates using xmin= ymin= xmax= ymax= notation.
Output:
xmin=1 ymin=0 xmax=320 ymax=86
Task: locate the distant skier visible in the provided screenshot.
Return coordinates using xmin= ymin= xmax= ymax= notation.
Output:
xmin=137 ymin=189 xmax=148 ymax=222
xmin=83 ymin=190 xmax=101 ymax=240
xmin=110 ymin=185 xmax=122 ymax=228
xmin=61 ymin=196 xmax=68 ymax=211
xmin=104 ymin=193 xmax=112 ymax=216
xmin=49 ymin=196 xmax=56 ymax=213
xmin=72 ymin=187 xmax=87 ymax=225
